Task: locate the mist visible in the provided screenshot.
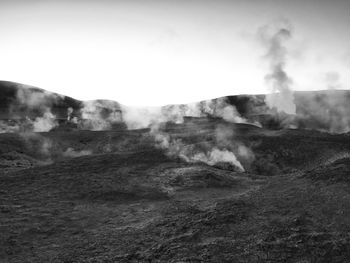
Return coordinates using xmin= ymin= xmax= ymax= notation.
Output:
xmin=79 ymin=100 xmax=123 ymax=131
xmin=258 ymin=20 xmax=296 ymax=115
xmin=63 ymin=147 xmax=92 ymax=158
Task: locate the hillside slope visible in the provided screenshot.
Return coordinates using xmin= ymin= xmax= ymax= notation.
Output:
xmin=1 ymin=139 xmax=350 ymax=262
xmin=1 ymin=81 xmax=349 ymax=133
xmin=1 ymin=119 xmax=350 ymax=262
xmin=1 ymin=81 xmax=350 ymax=262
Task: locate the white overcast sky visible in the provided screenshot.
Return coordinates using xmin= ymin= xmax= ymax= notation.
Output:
xmin=0 ymin=0 xmax=349 ymax=106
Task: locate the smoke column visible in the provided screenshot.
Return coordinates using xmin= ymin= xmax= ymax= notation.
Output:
xmin=259 ymin=20 xmax=296 ymax=114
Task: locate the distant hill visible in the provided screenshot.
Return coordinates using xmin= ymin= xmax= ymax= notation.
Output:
xmin=0 ymin=80 xmax=349 ymax=133
xmin=0 ymin=81 xmax=81 ymax=119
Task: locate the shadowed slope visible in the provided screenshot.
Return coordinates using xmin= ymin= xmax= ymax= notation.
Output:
xmin=1 ymin=120 xmax=350 ymax=175
xmin=0 ymin=148 xmax=259 ymax=262
xmin=1 ymin=143 xmax=350 ymax=262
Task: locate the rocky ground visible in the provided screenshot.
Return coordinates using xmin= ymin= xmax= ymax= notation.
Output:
xmin=1 ymin=120 xmax=350 ymax=262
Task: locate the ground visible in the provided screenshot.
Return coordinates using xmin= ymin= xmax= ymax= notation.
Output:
xmin=1 ymin=120 xmax=350 ymax=262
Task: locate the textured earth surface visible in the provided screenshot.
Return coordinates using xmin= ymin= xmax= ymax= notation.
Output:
xmin=1 ymin=120 xmax=350 ymax=262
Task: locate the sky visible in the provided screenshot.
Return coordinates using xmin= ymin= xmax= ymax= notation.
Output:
xmin=0 ymin=0 xmax=349 ymax=106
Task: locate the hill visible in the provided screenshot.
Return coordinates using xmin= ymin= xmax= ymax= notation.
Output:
xmin=1 ymin=81 xmax=350 ymax=262
xmin=1 ymin=118 xmax=350 ymax=262
xmin=1 ymin=81 xmax=350 ymax=133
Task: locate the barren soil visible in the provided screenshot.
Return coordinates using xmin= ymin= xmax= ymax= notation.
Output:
xmin=1 ymin=121 xmax=350 ymax=262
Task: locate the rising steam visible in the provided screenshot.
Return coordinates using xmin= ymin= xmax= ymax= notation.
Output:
xmin=79 ymin=100 xmax=123 ymax=130
xmin=63 ymin=147 xmax=92 ymax=158
xmin=122 ymin=97 xmax=248 ymax=130
xmin=151 ymin=122 xmax=253 ymax=172
xmin=120 ymin=97 xmax=252 ymax=171
xmin=16 ymin=87 xmax=59 ymax=132
xmin=32 ymin=110 xmax=58 ymax=132
xmin=259 ymin=20 xmax=296 ymax=114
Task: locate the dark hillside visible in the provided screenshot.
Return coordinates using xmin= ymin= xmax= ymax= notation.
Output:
xmin=1 ymin=81 xmax=350 ymax=262
xmin=1 ymin=81 xmax=350 ymax=133
xmin=1 ymin=135 xmax=350 ymax=262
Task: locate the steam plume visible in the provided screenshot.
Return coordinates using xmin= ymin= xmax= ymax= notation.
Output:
xmin=67 ymin=107 xmax=73 ymax=121
xmin=79 ymin=100 xmax=123 ymax=130
xmin=259 ymin=20 xmax=296 ymax=114
xmin=122 ymin=97 xmax=249 ymax=130
xmin=151 ymin=123 xmax=251 ymax=172
xmin=63 ymin=147 xmax=92 ymax=158
xmin=16 ymin=88 xmax=60 ymax=132
xmin=32 ymin=110 xmax=58 ymax=132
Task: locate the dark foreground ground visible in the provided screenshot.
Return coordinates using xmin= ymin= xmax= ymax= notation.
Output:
xmin=1 ymin=120 xmax=350 ymax=262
